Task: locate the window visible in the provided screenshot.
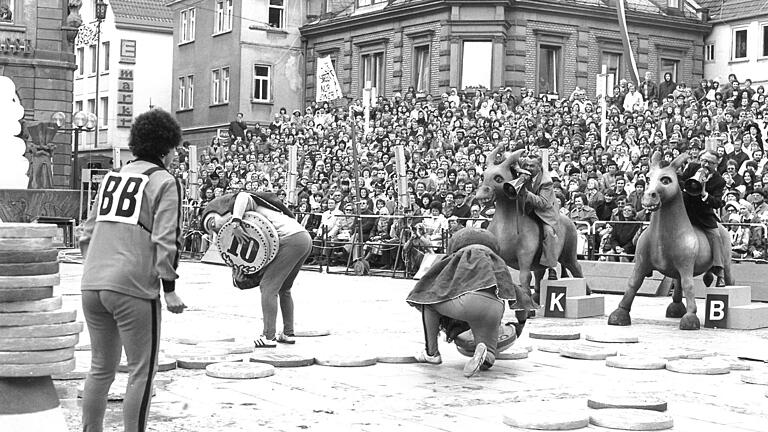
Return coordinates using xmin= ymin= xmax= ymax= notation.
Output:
xmin=253 ymin=65 xmax=271 ymax=102
xmin=102 ymin=41 xmax=110 ymax=72
xmin=461 ymin=41 xmax=492 ymax=89
xmin=0 ymin=0 xmax=14 ymax=23
xmin=179 ymin=75 xmax=194 ymax=110
xmin=733 ymin=28 xmax=747 ymax=59
xmin=358 ymin=0 xmax=386 ymax=6
xmin=75 ymin=100 xmax=83 ymax=114
xmin=180 ymin=8 xmax=196 ymax=43
xmin=704 ymin=44 xmax=715 ymax=62
xmin=268 ymin=0 xmax=284 ymax=29
xmin=89 ymin=45 xmax=97 ymax=74
xmin=667 ymin=0 xmax=679 ymax=8
xmin=214 ymin=0 xmax=233 ymax=34
xmin=361 ymin=52 xmax=384 ymax=96
xmin=600 ymin=51 xmax=622 ymax=81
xmin=762 ymin=24 xmax=768 ymax=57
xmin=77 ymin=47 xmax=85 ymax=76
xmin=660 ymin=58 xmax=679 ymax=83
xmin=413 ymin=45 xmax=430 ymax=93
xmin=211 ymin=67 xmax=230 ymax=104
xmin=87 ymin=98 xmax=96 ymax=116
xmin=100 ymin=97 xmax=108 ymax=127
xmin=538 ymin=45 xmax=562 ymax=94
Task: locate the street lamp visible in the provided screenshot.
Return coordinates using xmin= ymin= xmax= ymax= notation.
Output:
xmin=52 ymin=111 xmax=97 ymax=189
xmin=93 ymin=1 xmax=108 ymax=148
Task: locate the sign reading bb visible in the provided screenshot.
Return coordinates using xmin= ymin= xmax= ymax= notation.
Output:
xmin=96 ymin=172 xmax=148 ymax=226
xmin=544 ymin=285 xmax=567 ymax=318
xmin=705 ymin=294 xmax=729 ymax=328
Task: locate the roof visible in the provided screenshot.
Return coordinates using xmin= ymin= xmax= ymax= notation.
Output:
xmin=310 ymin=0 xmax=702 ymax=26
xmin=698 ymin=0 xmax=768 ymax=23
xmin=111 ymin=0 xmax=173 ymax=31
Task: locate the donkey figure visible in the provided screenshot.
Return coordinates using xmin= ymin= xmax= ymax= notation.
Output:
xmin=607 ymin=152 xmax=733 ymax=330
xmin=477 ymin=147 xmax=586 ymax=302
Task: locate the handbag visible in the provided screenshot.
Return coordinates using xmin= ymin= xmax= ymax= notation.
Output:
xmin=232 ymin=269 xmax=263 ymax=290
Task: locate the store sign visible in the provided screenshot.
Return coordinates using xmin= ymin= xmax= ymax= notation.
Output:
xmin=117 ymin=68 xmax=134 ymax=128
xmin=120 ymin=39 xmax=136 ymax=64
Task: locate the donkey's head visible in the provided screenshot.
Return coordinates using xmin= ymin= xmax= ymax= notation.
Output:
xmin=476 ymin=146 xmax=525 ymax=203
xmin=643 ymin=151 xmax=688 ymax=212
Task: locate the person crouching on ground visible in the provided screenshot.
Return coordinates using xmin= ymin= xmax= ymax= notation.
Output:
xmin=406 ymin=228 xmax=533 ymax=377
xmin=202 ymin=191 xmax=311 ymax=347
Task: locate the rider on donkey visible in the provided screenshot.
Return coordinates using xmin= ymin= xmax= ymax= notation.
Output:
xmin=680 ymin=150 xmax=728 ymax=286
xmin=515 ymin=153 xmax=560 ymax=280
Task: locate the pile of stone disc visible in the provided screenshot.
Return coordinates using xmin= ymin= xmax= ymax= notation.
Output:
xmin=0 ymin=224 xmax=80 ymax=378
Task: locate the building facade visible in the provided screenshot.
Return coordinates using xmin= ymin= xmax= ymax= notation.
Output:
xmin=73 ymin=0 xmax=173 ymax=165
xmin=301 ymin=0 xmax=710 ymax=103
xmin=700 ymin=0 xmax=768 ymax=86
xmin=168 ymin=0 xmax=306 ymax=147
xmin=0 ymin=0 xmax=75 ymax=188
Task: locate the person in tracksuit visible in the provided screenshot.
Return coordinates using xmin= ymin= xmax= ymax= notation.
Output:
xmin=79 ymin=109 xmax=187 ymax=432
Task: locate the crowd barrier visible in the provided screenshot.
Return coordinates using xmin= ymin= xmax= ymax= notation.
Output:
xmin=177 ymin=202 xmax=768 ymax=277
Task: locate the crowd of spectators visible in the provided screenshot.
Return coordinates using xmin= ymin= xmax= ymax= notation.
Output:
xmin=171 ymin=71 xmax=768 ymax=267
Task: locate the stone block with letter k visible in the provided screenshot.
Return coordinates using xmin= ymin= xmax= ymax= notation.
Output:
xmin=541 ymin=278 xmax=604 ymax=319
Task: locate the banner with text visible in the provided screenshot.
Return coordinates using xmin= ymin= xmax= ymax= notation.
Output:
xmin=315 ymin=56 xmax=343 ymax=102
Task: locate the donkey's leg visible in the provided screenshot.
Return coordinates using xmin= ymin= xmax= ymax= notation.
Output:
xmin=608 ymin=261 xmax=649 ymax=326
xmin=665 ymin=278 xmax=686 ymax=318
xmin=679 ymin=273 xmax=700 ymax=330
xmin=532 ymin=269 xmax=545 ymax=306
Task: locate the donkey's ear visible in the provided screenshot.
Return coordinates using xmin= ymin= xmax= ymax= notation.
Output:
xmin=650 ymin=151 xmax=662 ymax=167
xmin=671 ymin=152 xmax=689 ymax=170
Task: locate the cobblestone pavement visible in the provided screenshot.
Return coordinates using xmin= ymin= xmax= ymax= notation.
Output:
xmin=55 ymin=261 xmax=768 ymax=431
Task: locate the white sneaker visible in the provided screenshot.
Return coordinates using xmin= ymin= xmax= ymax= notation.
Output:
xmin=253 ymin=336 xmax=277 ymax=348
xmin=414 ymin=349 xmax=442 ymax=365
xmin=463 ymin=343 xmax=487 ymax=377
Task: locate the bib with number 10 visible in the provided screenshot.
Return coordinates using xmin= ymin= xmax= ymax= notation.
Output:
xmin=217 ymin=212 xmax=279 ymax=274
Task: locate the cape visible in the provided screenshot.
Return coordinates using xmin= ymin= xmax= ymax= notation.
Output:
xmin=406 ymin=244 xmax=527 ymax=307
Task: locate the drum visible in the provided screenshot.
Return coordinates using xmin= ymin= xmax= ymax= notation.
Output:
xmin=216 ymin=212 xmax=279 ymax=274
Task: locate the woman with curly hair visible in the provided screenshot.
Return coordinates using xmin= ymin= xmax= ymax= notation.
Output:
xmin=80 ymin=108 xmax=187 ymax=432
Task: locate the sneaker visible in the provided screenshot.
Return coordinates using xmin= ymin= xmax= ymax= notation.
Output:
xmin=275 ymin=333 xmax=295 ymax=344
xmin=253 ymin=336 xmax=277 ymax=348
xmin=463 ymin=343 xmax=487 ymax=378
xmin=414 ymin=349 xmax=442 ymax=365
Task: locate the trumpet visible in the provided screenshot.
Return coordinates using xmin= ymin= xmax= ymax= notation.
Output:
xmin=503 ymin=177 xmax=527 ymax=199
xmin=684 ymin=168 xmax=711 ymax=196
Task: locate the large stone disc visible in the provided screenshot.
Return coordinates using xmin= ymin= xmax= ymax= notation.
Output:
xmin=0 ymin=347 xmax=75 ymax=364
xmin=502 ymin=402 xmax=589 ymax=430
xmin=0 ymin=322 xmax=82 ymax=338
xmin=666 ymin=359 xmax=730 ymax=375
xmin=528 ymin=327 xmax=581 ymax=340
xmin=0 ymin=274 xmax=60 ymax=288
xmin=176 ymin=355 xmax=236 ymax=369
xmin=560 ymin=344 xmax=617 ymax=360
xmin=741 ymin=371 xmax=768 ymax=385
xmin=0 ymin=358 xmax=76 ymax=378
xmin=0 ymin=296 xmax=62 ymax=313
xmin=314 ymin=354 xmax=377 ymax=367
xmin=589 ymin=408 xmax=673 ymax=430
xmin=0 ymin=238 xmax=53 ymax=251
xmin=0 ymin=309 xmax=76 ymax=327
xmin=0 ymin=249 xmax=58 ymax=264
xmin=0 ymin=224 xmax=58 ymax=238
xmin=249 ymin=352 xmax=315 ymax=368
xmin=588 ymin=393 xmax=668 ymax=412
xmin=0 ymin=262 xmax=58 ymax=277
xmin=0 ymin=334 xmax=79 ymax=351
xmin=205 ymin=361 xmax=275 ymax=379
xmin=606 ymin=356 xmax=668 ymax=370
xmin=0 ymin=287 xmax=53 ymax=302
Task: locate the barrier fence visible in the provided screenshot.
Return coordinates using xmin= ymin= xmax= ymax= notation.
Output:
xmin=177 ymin=201 xmax=768 ymax=276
